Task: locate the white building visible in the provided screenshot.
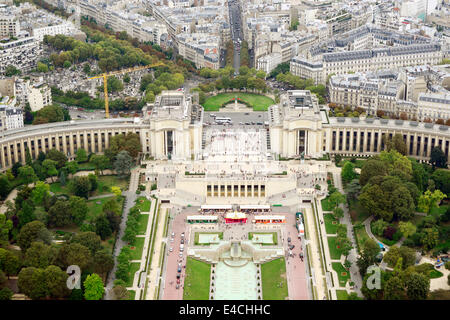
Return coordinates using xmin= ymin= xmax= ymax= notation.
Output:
xmin=28 ymin=81 xmax=52 ymax=112
xmin=0 ymin=15 xmax=19 ymax=37
xmin=0 ymin=36 xmax=42 ymax=73
xmin=32 ymin=22 xmax=76 ymax=42
xmin=0 ymin=96 xmax=23 ymax=131
xmin=257 ymin=52 xmax=282 ymax=74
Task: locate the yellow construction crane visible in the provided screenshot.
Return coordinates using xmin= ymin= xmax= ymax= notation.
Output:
xmin=87 ymin=62 xmax=164 ymax=118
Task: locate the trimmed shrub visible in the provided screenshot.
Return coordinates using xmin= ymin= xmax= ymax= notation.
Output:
xmin=383 ymin=226 xmax=397 ymax=240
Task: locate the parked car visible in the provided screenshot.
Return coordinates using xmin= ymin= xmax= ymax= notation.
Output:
xmin=181 ymin=232 xmax=185 ymax=238
xmin=179 ymin=252 xmax=183 ymax=258
xmin=177 ymin=278 xmax=180 ymax=284
xmin=169 ymin=247 xmax=173 ymax=252
xmin=177 ymin=267 xmax=182 ymax=273
xmin=287 ymin=237 xmax=291 ymax=243
xmin=181 ymin=239 xmax=185 ymax=244
xmin=171 ymin=232 xmax=175 ymax=238
xmin=176 ymin=274 xmax=180 ymax=279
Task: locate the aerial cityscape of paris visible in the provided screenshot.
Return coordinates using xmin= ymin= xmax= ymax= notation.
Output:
xmin=0 ymin=0 xmax=449 ymax=308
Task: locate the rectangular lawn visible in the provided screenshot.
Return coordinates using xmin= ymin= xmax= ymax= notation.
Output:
xmin=183 ymin=257 xmax=211 ymax=300
xmin=321 ymin=197 xmax=333 ymax=211
xmin=202 ymin=93 xmax=274 ymax=111
xmin=126 ymin=263 xmax=140 ymax=287
xmin=261 ymin=258 xmax=288 ymax=300
xmin=332 ymin=262 xmax=350 ymax=287
xmin=324 ymin=214 xmax=339 ymax=234
xmin=137 ymin=214 xmax=150 ymax=235
xmin=86 ymin=196 xmax=124 ymax=221
xmin=327 ymin=236 xmax=345 ymax=260
xmin=128 ymin=237 xmax=145 ymax=260
xmin=136 ymin=197 xmax=151 ymax=212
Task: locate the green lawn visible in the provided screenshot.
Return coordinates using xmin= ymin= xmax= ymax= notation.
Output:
xmin=321 ymin=197 xmax=333 ymax=212
xmin=135 ymin=197 xmax=151 ymax=212
xmin=332 ymin=262 xmax=350 ymax=287
xmin=261 ymin=258 xmax=288 ymax=300
xmin=327 ymin=236 xmax=345 ymax=260
xmin=128 ymin=237 xmax=145 ymax=260
xmin=50 ymin=175 xmax=128 ymax=197
xmin=137 ymin=214 xmax=150 ymax=235
xmin=86 ymin=196 xmax=124 ymax=221
xmin=336 ymin=289 xmax=349 ymax=300
xmin=324 ymin=214 xmax=339 ymax=234
xmin=354 ymin=226 xmax=370 ymax=253
xmin=183 ymin=257 xmax=211 ymax=300
xmin=128 ymin=290 xmax=136 ymax=300
xmin=202 ymin=93 xmax=275 ymax=111
xmin=126 ymin=263 xmax=140 ymax=287
xmin=429 ymin=269 xmax=444 ymax=279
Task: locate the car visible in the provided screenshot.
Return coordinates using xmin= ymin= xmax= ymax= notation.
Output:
xmin=287 ymin=237 xmax=291 ymax=243
xmin=169 ymin=247 xmax=173 ymax=252
xmin=170 ymin=238 xmax=174 ymax=242
xmin=176 ymin=284 xmax=180 ymax=289
xmin=181 ymin=232 xmax=185 ymax=238
xmin=210 ymin=114 xmax=216 ymax=118
xmin=176 ymin=274 xmax=180 ymax=279
xmin=177 ymin=267 xmax=182 ymax=273
xmin=177 ymin=278 xmax=180 ymax=284
xmin=171 ymin=232 xmax=175 ymax=237
xmin=245 ymin=122 xmax=250 ymax=125
xmin=245 ymin=113 xmax=249 ymax=115
xmin=179 ymin=252 xmax=183 ymax=258
xmin=181 ymin=239 xmax=184 ymax=244
xmin=178 ymin=263 xmax=182 ymax=268
xmin=257 ymin=122 xmax=263 ymax=125
xmin=289 ymin=244 xmax=295 ymax=250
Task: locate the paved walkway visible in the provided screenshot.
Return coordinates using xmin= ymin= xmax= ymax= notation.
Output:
xmin=330 ymin=168 xmax=363 ymax=297
xmin=104 ymin=167 xmax=140 ymax=300
xmin=145 ymin=205 xmax=168 ymax=299
xmin=303 ymin=205 xmax=327 ymax=300
xmin=129 ymin=198 xmax=156 ymax=299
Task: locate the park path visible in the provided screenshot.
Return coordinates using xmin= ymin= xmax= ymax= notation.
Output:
xmin=104 ymin=167 xmax=140 ymax=299
xmin=128 ymin=198 xmax=156 ymax=299
xmin=145 ymin=206 xmax=168 ymax=300
xmin=303 ymin=205 xmax=327 ymax=300
xmin=330 ymin=168 xmax=363 ymax=297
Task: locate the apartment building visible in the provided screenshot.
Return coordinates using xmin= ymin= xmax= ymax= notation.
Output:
xmin=28 ymin=81 xmax=52 ymax=112
xmin=292 ymin=43 xmax=443 ymax=84
xmin=177 ymin=33 xmax=220 ymax=69
xmin=32 ymin=22 xmax=76 ymax=41
xmin=0 ymin=36 xmax=42 ymax=73
xmin=417 ymin=93 xmax=450 ymax=121
xmin=0 ymin=96 xmax=23 ymax=131
xmin=256 ymin=52 xmax=282 ymax=74
xmin=0 ymin=15 xmax=19 ymax=37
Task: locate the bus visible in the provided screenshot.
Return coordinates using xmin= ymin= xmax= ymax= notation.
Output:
xmin=215 ymin=117 xmax=232 ymax=124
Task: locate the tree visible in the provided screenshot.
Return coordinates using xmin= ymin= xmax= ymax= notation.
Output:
xmin=89 ymin=154 xmax=109 ymax=174
xmin=0 ymin=175 xmax=11 ymax=200
xmin=65 ymin=161 xmax=79 ymax=176
xmin=0 ymin=214 xmax=12 ymax=247
xmin=70 ymin=176 xmax=91 ymax=198
xmin=359 ymin=184 xmax=391 ymax=221
xmin=399 ymin=221 xmax=416 ymax=239
xmin=18 ymin=165 xmax=38 ymax=185
xmin=93 ymin=249 xmax=114 ymax=281
xmin=0 ymin=249 xmax=20 ymax=278
xmin=359 ymin=159 xmax=388 ymax=186
xmin=84 ymin=273 xmax=104 ymax=300
xmin=372 ymin=219 xmax=388 ymax=236
xmin=431 ymin=169 xmax=450 ymax=195
xmin=106 ymin=133 xmax=142 ymax=160
xmin=24 ymin=242 xmax=57 ymax=268
xmin=88 ymin=173 xmax=98 ymax=192
xmin=46 ymin=149 xmax=67 ymax=168
xmin=383 ymin=246 xmax=416 ymax=268
xmin=430 ymin=147 xmax=447 ymax=168
xmin=341 ymin=161 xmax=356 ymax=183
xmin=0 ymin=287 xmax=13 ymax=300
xmin=48 ymin=200 xmax=72 ymax=227
xmin=95 ymin=213 xmax=112 ymax=240
xmin=385 ymin=133 xmax=407 ymax=155
xmin=357 ymin=238 xmax=380 ymax=277
xmin=17 ymin=221 xmax=51 ymax=252
xmin=384 ymin=276 xmax=406 ymax=300
xmin=405 ymin=272 xmax=429 ymax=300
xmin=43 ymin=265 xmax=70 ymax=298
xmin=56 ymin=243 xmax=91 ymax=271
xmin=111 ymin=186 xmax=122 ymax=197
xmin=71 ymin=232 xmax=102 ymax=255
xmin=69 ymin=196 xmax=88 ymax=226
xmin=75 ymin=148 xmax=88 ymax=163
xmin=421 ymin=228 xmax=439 ymax=250
xmin=328 ymin=191 xmax=346 ymax=210
xmin=31 ymin=181 xmax=50 ymax=206
xmin=4 ymin=65 xmax=21 ymax=77
xmin=418 ymin=189 xmax=446 ymax=214
xmin=114 ymin=151 xmax=132 ymax=177
xmin=112 ymin=284 xmax=130 ymax=300
xmin=333 ymin=207 xmax=344 ymax=220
